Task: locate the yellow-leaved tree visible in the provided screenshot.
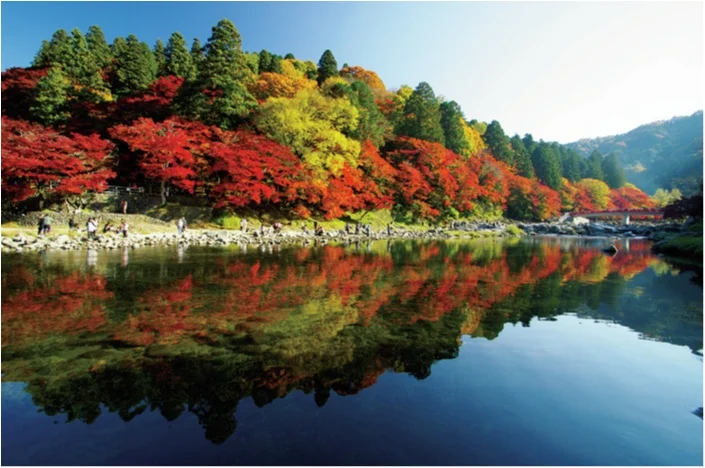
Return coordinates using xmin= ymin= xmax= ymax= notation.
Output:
xmin=255 ymin=89 xmax=361 ymax=179
xmin=248 ymin=59 xmax=317 ymax=100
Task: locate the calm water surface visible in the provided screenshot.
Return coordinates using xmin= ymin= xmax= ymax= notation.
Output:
xmin=1 ymin=237 xmax=702 ymax=465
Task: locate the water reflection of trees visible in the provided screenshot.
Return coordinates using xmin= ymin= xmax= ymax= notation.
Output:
xmin=1 ymin=238 xmax=701 ymax=444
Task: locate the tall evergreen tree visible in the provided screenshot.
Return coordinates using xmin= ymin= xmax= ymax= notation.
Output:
xmin=395 ymin=82 xmax=445 ymax=145
xmin=440 ymin=101 xmax=470 ymax=155
xmin=190 ymin=37 xmax=204 ymax=72
xmin=510 ymin=135 xmax=535 ymax=178
xmin=317 ymin=49 xmax=338 ymax=85
xmin=65 ymin=28 xmax=107 ymax=97
xmin=178 ymin=19 xmax=256 ymax=128
xmin=270 ymin=54 xmax=283 ymax=74
xmin=349 ymin=80 xmax=388 ymax=147
xmin=258 ymin=50 xmax=273 ymax=73
xmin=522 ymin=133 xmax=537 ymax=155
xmin=30 ymin=67 xmax=71 ymax=126
xmin=601 ymin=153 xmax=627 ymax=188
xmin=584 ymin=150 xmax=604 ymax=180
xmin=531 ymin=144 xmax=562 ymax=190
xmin=483 ymin=120 xmax=514 ymax=165
xmin=32 ymin=29 xmax=72 ymax=67
xmin=86 ymin=25 xmax=112 ymax=69
xmin=559 ymin=150 xmax=583 ymax=182
xmin=141 ymin=41 xmax=158 ymax=80
xmin=165 ymin=32 xmax=195 ymax=79
xmin=112 ymin=34 xmax=157 ymax=95
xmin=284 ymin=53 xmax=295 ymax=60
xmin=153 ymin=39 xmax=167 ymax=77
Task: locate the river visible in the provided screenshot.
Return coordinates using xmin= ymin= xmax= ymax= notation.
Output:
xmin=1 ymin=237 xmax=702 ymax=465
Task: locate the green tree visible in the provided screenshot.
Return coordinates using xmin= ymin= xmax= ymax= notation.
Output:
xmin=64 ymin=28 xmax=108 ymax=99
xmin=522 ymin=133 xmax=537 ymax=155
xmin=153 ymin=39 xmax=167 ymax=77
xmin=141 ymin=41 xmax=158 ymax=80
xmin=111 ymin=34 xmax=157 ymax=95
xmin=510 ymin=135 xmax=535 ymax=178
xmin=532 ymin=144 xmax=562 ymax=190
xmin=284 ymin=53 xmax=295 ymax=60
xmin=258 ymin=50 xmax=273 ymax=73
xmin=86 ymin=25 xmax=112 ymax=69
xmin=483 ymin=120 xmax=513 ymax=165
xmin=601 ymin=153 xmax=627 ymax=188
xmin=243 ymin=52 xmax=259 ymax=75
xmin=584 ymin=150 xmax=604 ymax=180
xmin=190 ymin=37 xmax=204 ymax=71
xmin=178 ymin=19 xmax=256 ymax=128
xmin=30 ymin=67 xmax=71 ymax=126
xmin=395 ymin=82 xmax=445 ymax=145
xmin=563 ymin=151 xmax=585 ymax=182
xmin=164 ymin=32 xmax=195 ymax=79
xmin=440 ymin=101 xmax=470 ymax=155
xmin=317 ymin=49 xmax=339 ymax=85
xmin=349 ymin=80 xmax=388 ymax=146
xmin=32 ymin=40 xmax=53 ymax=67
xmin=32 ymin=29 xmax=72 ymax=67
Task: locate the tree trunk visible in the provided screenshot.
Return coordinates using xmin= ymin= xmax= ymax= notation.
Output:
xmin=160 ymin=180 xmax=166 ymax=205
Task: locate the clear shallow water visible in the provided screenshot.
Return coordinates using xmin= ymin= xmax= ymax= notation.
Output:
xmin=1 ymin=237 xmax=702 ymax=465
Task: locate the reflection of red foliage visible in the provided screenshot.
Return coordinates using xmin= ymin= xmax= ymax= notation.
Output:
xmin=113 ymin=275 xmax=197 ymax=346
xmin=2 ymin=270 xmax=112 ymax=346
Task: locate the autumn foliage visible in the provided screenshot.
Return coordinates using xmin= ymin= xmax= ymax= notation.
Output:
xmin=1 ymin=20 xmax=657 ymax=220
xmin=1 ymin=117 xmax=115 ymax=203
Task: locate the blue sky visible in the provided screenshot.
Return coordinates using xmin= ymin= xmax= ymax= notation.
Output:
xmin=1 ymin=1 xmax=702 ymax=143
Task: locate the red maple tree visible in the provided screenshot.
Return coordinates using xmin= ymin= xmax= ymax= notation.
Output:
xmin=2 ymin=117 xmax=115 ymax=205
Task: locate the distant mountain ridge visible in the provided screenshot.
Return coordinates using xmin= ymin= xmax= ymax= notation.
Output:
xmin=566 ymin=111 xmax=703 ymax=195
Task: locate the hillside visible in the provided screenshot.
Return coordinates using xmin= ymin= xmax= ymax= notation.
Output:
xmin=567 ymin=111 xmax=703 ymax=196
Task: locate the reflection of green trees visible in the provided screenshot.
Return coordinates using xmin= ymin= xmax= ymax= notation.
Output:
xmin=1 ymin=238 xmax=702 ymax=444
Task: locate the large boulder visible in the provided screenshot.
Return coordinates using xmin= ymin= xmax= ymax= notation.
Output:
xmin=571 ymin=216 xmax=590 ymax=226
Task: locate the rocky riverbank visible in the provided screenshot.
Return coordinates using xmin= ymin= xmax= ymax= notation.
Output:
xmin=0 ymin=218 xmax=688 ymax=254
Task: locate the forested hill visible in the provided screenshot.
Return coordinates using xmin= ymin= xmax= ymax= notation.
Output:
xmin=1 ymin=20 xmax=665 ymax=222
xmin=567 ymin=111 xmax=703 ymax=196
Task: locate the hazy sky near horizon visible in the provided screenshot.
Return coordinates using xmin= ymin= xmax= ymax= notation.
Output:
xmin=1 ymin=1 xmax=702 ymax=143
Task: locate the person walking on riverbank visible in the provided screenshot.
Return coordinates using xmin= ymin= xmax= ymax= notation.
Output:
xmin=240 ymin=218 xmax=248 ymax=232
xmin=177 ymin=217 xmax=185 ymax=235
xmin=37 ymin=216 xmax=45 ymax=236
xmin=120 ymin=200 xmax=128 ymax=214
xmin=120 ymin=219 xmax=129 ymax=238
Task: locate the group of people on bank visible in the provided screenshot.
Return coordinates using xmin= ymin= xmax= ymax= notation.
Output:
xmin=37 ymin=215 xmax=188 ymax=240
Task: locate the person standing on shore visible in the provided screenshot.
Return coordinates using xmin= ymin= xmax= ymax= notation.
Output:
xmin=120 ymin=200 xmax=128 ymax=214
xmin=37 ymin=216 xmax=45 ymax=236
xmin=177 ymin=217 xmax=184 ymax=235
xmin=42 ymin=215 xmax=52 ymax=235
xmin=240 ymin=218 xmax=248 ymax=232
xmin=120 ymin=219 xmax=129 ymax=238
xmin=86 ymin=218 xmax=97 ymax=240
